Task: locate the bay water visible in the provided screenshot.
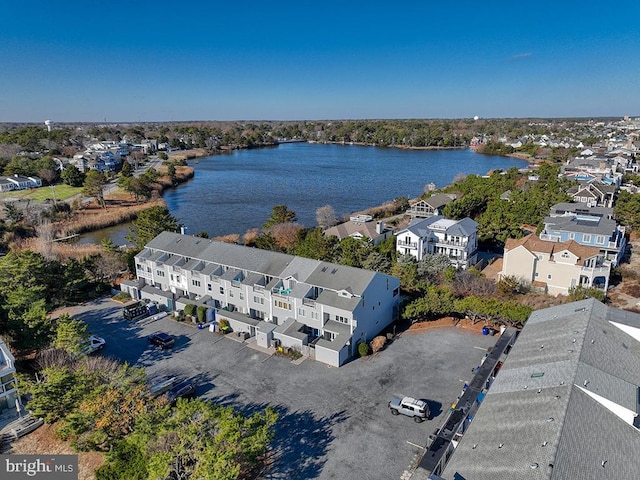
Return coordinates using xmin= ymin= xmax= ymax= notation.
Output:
xmin=78 ymin=143 xmax=526 ymax=244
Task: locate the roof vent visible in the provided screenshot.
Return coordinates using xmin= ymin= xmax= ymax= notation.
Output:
xmin=537 ymin=389 xmax=542 ymax=393
xmin=472 ymin=444 xmax=477 ymax=450
xmin=601 ymin=461 xmax=607 ymax=468
xmin=539 ymin=344 xmax=544 ymax=350
xmin=547 ymin=417 xmax=555 ymax=422
xmin=541 ymin=441 xmax=548 ymax=447
xmin=591 ymin=339 xmax=595 ymax=344
xmin=583 ymin=380 xmax=590 ymax=388
xmin=530 ymin=463 xmax=539 ymax=469
xmin=498 ymin=443 xmax=504 ymax=449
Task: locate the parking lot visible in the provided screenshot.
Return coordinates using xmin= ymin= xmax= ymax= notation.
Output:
xmin=72 ymin=297 xmax=496 ymax=480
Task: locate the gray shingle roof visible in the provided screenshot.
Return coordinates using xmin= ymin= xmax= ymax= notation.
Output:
xmin=441 ymin=298 xmax=640 ymax=480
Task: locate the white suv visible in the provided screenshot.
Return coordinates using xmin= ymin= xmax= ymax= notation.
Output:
xmin=388 ymin=396 xmax=430 ymax=422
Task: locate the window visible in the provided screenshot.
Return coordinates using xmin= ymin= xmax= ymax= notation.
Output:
xmin=156 ymin=270 xmax=165 ymax=277
xmin=336 ymin=315 xmax=348 ymax=324
xmin=393 ymin=287 xmax=400 ymax=297
xmin=583 ymin=234 xmax=592 ymax=243
xmin=192 ymin=279 xmax=201 ymax=287
xmin=136 ymin=263 xmax=143 ymax=270
xmin=253 ymin=296 xmax=264 ymax=305
xmin=239 ymin=292 xmax=244 ymax=300
xmin=275 ymin=300 xmax=291 ymax=310
xmin=207 ymin=284 xmax=212 ymax=291
xmin=146 ymin=266 xmax=152 ymax=273
xmin=311 ymin=312 xmax=319 ymax=320
xmin=561 ymin=252 xmax=569 ymax=258
xmin=219 ymin=287 xmax=224 ymax=294
xmin=569 ymin=232 xmax=575 ymax=240
xmin=298 ymin=307 xmax=306 ymax=316
xmin=547 ymin=274 xmax=552 ymax=279
xmin=229 ymin=290 xmax=234 ymax=297
xmin=596 ymin=235 xmax=604 ymax=244
xmin=535 ymin=272 xmax=539 ymax=277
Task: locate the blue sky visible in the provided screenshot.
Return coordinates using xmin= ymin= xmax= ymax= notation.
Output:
xmin=1 ymin=0 xmax=639 ymax=122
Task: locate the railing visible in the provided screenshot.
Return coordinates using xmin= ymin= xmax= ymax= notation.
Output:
xmin=302 ymin=298 xmax=316 ymax=307
xmin=397 ymin=241 xmax=418 ymax=248
xmin=253 ymin=285 xmax=265 ymax=293
xmin=231 ymin=280 xmax=242 ymax=288
xmin=0 ymin=378 xmax=17 ymax=395
xmin=428 ymin=238 xmax=468 ymax=247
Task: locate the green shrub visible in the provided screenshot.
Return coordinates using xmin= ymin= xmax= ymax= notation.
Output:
xmin=184 ymin=304 xmax=196 ymax=316
xmin=196 ymin=306 xmax=207 ymax=323
xmin=112 ymin=292 xmax=131 ymax=303
xmin=358 ymin=342 xmax=370 ymax=357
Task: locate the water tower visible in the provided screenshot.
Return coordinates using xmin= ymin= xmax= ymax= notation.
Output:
xmin=44 ymin=119 xmax=52 ymax=132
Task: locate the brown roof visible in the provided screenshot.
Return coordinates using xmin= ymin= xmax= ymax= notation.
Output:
xmin=505 ymin=234 xmax=601 ymax=266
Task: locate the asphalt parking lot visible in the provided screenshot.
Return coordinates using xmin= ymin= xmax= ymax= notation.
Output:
xmin=72 ymin=297 xmax=496 ymax=480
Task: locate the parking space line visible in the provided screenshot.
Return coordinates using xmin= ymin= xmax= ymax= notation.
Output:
xmin=474 ymin=346 xmax=488 ymax=351
xmin=406 ymin=440 xmax=425 ymax=450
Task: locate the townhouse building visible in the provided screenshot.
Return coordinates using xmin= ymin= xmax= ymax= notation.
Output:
xmin=438 ymin=299 xmax=640 ymax=480
xmin=121 ymin=232 xmax=400 ymax=367
xmin=0 ymin=175 xmax=42 ymax=191
xmin=540 ymin=213 xmax=626 ymax=266
xmin=395 ymin=215 xmax=478 ymax=269
xmin=499 ymin=234 xmax=610 ymax=295
xmin=0 ymin=337 xmax=19 ymax=413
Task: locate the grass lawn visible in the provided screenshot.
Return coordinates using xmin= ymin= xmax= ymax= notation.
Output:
xmin=0 ymin=184 xmax=82 ymax=202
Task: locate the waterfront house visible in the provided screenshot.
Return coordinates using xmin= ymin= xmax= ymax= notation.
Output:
xmin=121 ymin=232 xmax=401 ymax=368
xmin=539 ymin=212 xmax=626 ymax=266
xmin=406 ymin=193 xmax=456 ymax=219
xmin=323 ymin=217 xmax=393 ymax=246
xmin=395 ymin=215 xmax=478 ymax=269
xmin=438 ymin=299 xmax=640 ymax=480
xmin=0 ymin=337 xmax=19 ymax=413
xmin=499 ymin=234 xmax=610 ymax=295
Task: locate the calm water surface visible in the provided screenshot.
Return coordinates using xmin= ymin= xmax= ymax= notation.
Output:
xmin=79 ymin=143 xmax=526 ymax=243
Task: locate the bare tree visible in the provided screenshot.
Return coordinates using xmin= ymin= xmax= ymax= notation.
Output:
xmin=34 ymin=219 xmax=56 ymax=261
xmin=316 ymin=205 xmax=338 ymax=228
xmin=269 ymin=222 xmax=304 ymax=250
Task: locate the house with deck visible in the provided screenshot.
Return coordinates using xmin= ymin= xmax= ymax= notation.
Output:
xmin=406 ymin=194 xmax=456 ymax=219
xmin=395 ymin=215 xmax=478 ymax=269
xmin=323 ymin=216 xmax=393 ymax=246
xmin=540 ymin=213 xmax=626 ymax=266
xmin=121 ymin=232 xmax=400 ymax=367
xmin=499 ymin=234 xmax=610 ymax=295
xmin=0 ymin=337 xmax=19 ymax=414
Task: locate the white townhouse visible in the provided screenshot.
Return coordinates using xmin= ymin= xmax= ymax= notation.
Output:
xmin=121 ymin=232 xmax=401 ymax=367
xmin=0 ymin=337 xmax=19 ymax=413
xmin=0 ymin=174 xmax=42 ymax=190
xmin=395 ymin=215 xmax=478 ymax=269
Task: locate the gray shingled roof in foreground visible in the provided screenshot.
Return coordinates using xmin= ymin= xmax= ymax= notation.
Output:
xmin=440 ymin=298 xmax=640 ymax=480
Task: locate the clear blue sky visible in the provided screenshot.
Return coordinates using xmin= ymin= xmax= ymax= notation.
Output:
xmin=2 ymin=0 xmax=639 ymax=122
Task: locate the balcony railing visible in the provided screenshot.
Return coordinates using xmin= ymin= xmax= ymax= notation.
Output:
xmin=397 ymin=241 xmax=418 ymax=248
xmin=428 ymin=238 xmax=468 ymax=247
xmin=302 ymin=298 xmax=316 ymax=307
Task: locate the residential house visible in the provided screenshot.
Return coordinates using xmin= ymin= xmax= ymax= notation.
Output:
xmin=566 ymin=181 xmax=616 ymax=208
xmin=406 ymin=194 xmax=456 ymax=218
xmin=324 ymin=218 xmax=393 ymax=246
xmin=121 ymin=232 xmax=400 ymax=368
xmin=436 ymin=299 xmax=640 ymax=480
xmin=0 ymin=178 xmax=16 ymax=192
xmin=499 ymin=234 xmax=610 ymax=295
xmin=540 ymin=213 xmax=626 ymax=266
xmin=0 ymin=337 xmax=19 ymax=413
xmin=395 ymin=216 xmax=478 ymax=269
xmin=549 ymin=202 xmax=613 ymax=219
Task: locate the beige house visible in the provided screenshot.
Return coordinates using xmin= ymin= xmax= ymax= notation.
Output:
xmin=499 ymin=234 xmax=610 ymax=295
xmin=323 ymin=218 xmax=392 ymax=246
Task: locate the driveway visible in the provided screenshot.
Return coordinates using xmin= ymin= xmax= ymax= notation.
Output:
xmin=70 ymin=298 xmax=496 ymax=480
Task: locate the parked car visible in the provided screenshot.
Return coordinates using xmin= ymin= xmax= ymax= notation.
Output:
xmin=388 ymin=396 xmax=430 ymax=422
xmin=148 ymin=332 xmax=175 ymax=349
xmin=77 ymin=335 xmax=106 ymax=356
xmin=166 ymin=380 xmax=196 ymax=405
